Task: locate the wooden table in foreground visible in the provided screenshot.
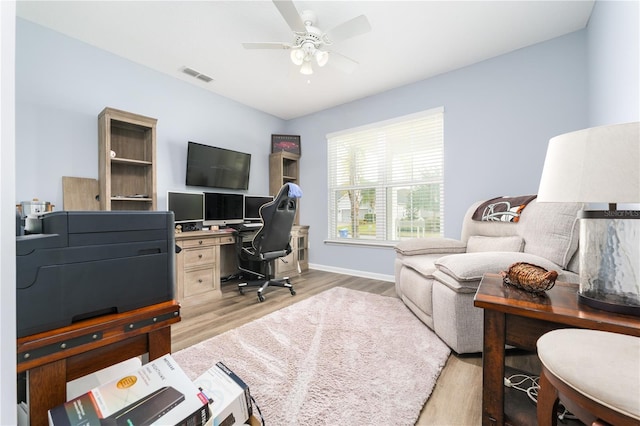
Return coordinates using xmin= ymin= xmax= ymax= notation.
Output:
xmin=17 ymin=300 xmax=181 ymax=426
xmin=473 ymin=273 xmax=640 ymax=426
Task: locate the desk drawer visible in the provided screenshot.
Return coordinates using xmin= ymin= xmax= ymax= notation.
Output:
xmin=184 ymin=247 xmax=215 ymax=267
xmin=181 ymin=238 xmax=214 ymax=249
xmin=183 ymin=268 xmax=214 ymax=297
xmin=219 ymin=235 xmax=235 ymax=245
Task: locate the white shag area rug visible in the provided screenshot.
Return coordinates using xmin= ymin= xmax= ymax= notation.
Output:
xmin=173 ymin=286 xmax=450 ymax=425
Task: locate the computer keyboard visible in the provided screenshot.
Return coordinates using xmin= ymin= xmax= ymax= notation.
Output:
xmin=241 ymin=223 xmax=262 ymax=229
xmin=229 ymin=222 xmax=262 ymax=232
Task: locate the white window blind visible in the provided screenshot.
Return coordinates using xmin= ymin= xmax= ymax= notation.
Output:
xmin=327 ymin=107 xmax=444 ymax=242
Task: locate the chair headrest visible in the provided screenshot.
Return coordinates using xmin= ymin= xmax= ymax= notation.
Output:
xmin=287 ymin=183 xmax=303 ymax=198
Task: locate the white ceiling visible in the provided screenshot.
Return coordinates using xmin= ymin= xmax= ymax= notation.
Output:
xmin=16 ymin=1 xmax=594 ymax=120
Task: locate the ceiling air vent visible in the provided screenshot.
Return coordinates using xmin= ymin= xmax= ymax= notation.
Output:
xmin=182 ymin=67 xmax=214 ymax=83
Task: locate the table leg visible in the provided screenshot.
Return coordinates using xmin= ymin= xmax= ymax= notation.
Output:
xmin=28 ymin=359 xmax=66 ymax=426
xmin=148 ymin=326 xmax=172 ymax=360
xmin=482 ymin=309 xmax=506 ymax=426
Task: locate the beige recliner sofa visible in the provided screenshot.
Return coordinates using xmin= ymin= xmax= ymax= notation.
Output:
xmin=394 ymin=197 xmax=583 ymax=354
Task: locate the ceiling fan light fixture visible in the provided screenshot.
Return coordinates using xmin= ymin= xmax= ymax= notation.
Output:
xmin=290 ymin=48 xmax=304 ymax=66
xmin=300 ymin=62 xmax=313 ymax=75
xmin=315 ymin=50 xmax=329 ymax=67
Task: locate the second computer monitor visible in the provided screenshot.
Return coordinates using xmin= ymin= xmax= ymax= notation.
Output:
xmin=204 ymin=192 xmax=244 ymax=227
xmin=244 ymin=195 xmax=273 ymax=222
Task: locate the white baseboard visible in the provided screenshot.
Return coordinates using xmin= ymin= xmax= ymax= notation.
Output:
xmin=308 ymin=263 xmax=395 ymax=283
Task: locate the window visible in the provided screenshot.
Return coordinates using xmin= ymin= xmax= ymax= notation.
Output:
xmin=327 ymin=107 xmax=444 ymax=243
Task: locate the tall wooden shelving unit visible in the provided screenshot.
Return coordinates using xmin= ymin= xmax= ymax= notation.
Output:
xmin=269 ymin=150 xmax=309 ymax=276
xmin=269 ymin=151 xmax=300 ymax=224
xmin=98 ymin=107 xmax=157 ymax=211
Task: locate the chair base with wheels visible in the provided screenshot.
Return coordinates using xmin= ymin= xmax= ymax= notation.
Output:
xmin=238 ymin=259 xmax=296 ymax=302
xmin=537 ymin=329 xmax=640 ymax=426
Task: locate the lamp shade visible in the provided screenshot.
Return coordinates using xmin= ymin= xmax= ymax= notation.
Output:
xmin=315 ymin=50 xmax=329 ymax=67
xmin=300 ymin=62 xmax=313 ymax=75
xmin=290 ymin=49 xmax=304 ymax=66
xmin=537 ymin=122 xmax=640 ymax=204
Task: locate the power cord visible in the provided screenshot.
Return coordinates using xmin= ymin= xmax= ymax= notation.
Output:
xmin=503 ymin=374 xmax=577 ymax=423
xmin=251 ymin=395 xmax=265 ymax=426
xmin=503 ymin=373 xmax=539 ymax=404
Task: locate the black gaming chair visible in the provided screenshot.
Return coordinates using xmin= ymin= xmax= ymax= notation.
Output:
xmin=237 ymin=183 xmax=301 ymax=302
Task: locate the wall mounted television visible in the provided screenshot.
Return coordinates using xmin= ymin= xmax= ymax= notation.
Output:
xmin=185 ymin=141 xmax=251 ymax=190
xmin=244 ymin=195 xmax=273 ymax=222
xmin=204 ymin=192 xmax=244 ymax=227
xmin=166 ymin=191 xmax=204 ymax=224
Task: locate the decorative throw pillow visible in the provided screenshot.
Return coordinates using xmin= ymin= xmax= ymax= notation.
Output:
xmin=466 ymin=236 xmax=524 ymax=253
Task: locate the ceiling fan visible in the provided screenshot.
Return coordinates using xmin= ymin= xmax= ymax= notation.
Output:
xmin=242 ymin=0 xmax=372 ymax=75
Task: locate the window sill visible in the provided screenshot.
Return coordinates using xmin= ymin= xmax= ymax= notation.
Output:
xmin=323 ymin=239 xmax=396 ymax=249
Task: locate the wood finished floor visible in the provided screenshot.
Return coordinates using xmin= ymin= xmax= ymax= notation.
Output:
xmin=172 ymin=269 xmax=540 ymax=425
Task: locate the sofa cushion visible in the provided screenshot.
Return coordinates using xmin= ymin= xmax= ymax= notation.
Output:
xmin=432 ymin=269 xmax=481 ymax=293
xmin=395 ymin=238 xmax=466 ymax=256
xmin=401 ymin=254 xmax=441 ymax=277
xmin=466 ymin=236 xmax=524 ymax=253
xmin=519 ymin=200 xmax=582 ymax=268
xmin=435 ymin=252 xmax=562 ymax=282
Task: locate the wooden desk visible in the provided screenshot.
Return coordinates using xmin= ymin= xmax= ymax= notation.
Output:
xmin=175 ymin=230 xmax=236 ymax=308
xmin=17 ymin=301 xmax=180 ymax=426
xmin=473 ymin=273 xmax=640 ymax=426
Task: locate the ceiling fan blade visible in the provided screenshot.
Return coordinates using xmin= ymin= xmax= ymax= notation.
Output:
xmin=325 ymin=15 xmax=371 ymax=44
xmin=242 ymin=42 xmax=292 ymax=50
xmin=272 ymin=0 xmax=306 ymax=34
xmin=327 ymin=51 xmax=359 ymax=74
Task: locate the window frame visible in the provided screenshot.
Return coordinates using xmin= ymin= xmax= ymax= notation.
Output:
xmin=326 ymin=107 xmax=445 ymax=245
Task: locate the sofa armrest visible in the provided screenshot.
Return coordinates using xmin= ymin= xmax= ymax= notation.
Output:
xmin=394 ymin=238 xmax=467 ymax=256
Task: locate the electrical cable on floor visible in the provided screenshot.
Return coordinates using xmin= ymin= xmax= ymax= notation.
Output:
xmin=503 ymin=373 xmax=577 ymax=423
xmin=504 ymin=373 xmax=540 ymax=403
xmin=251 ymin=395 xmax=265 ymax=426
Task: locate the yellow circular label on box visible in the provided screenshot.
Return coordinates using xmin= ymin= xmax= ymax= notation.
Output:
xmin=117 ymin=375 xmax=137 ymax=389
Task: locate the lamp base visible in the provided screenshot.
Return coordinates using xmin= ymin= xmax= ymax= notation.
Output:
xmin=578 ymin=292 xmax=640 ymax=316
xmin=578 ymin=210 xmax=640 ymax=317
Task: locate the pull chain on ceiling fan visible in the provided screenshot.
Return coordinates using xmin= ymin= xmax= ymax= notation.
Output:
xmin=242 ymin=0 xmax=372 ymax=75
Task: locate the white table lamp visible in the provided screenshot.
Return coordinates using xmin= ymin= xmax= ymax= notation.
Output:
xmin=538 ymin=121 xmax=640 ymax=315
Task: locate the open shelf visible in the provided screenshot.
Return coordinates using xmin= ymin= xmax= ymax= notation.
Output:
xmin=98 ymin=107 xmax=157 ymax=211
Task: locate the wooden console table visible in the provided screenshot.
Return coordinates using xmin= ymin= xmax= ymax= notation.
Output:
xmin=474 ymin=273 xmax=640 ymax=426
xmin=17 ymin=301 xmax=180 ymax=426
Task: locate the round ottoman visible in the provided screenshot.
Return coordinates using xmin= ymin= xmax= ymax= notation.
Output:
xmin=536 ymin=328 xmax=640 ymax=426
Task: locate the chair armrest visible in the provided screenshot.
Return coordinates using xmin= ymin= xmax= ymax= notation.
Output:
xmin=394 ymin=238 xmax=467 ymax=256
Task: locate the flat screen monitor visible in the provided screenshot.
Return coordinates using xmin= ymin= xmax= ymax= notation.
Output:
xmin=204 ymin=192 xmax=244 ymax=226
xmin=244 ymin=195 xmax=273 ymax=222
xmin=185 ymin=141 xmax=251 ymax=190
xmin=167 ymin=191 xmax=204 ymax=224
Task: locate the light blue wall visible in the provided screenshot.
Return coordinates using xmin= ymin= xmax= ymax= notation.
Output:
xmin=16 ymin=19 xmax=283 ymax=211
xmin=587 ymin=0 xmax=640 ymax=125
xmin=15 ymin=0 xmax=639 ymax=280
xmin=289 ymin=31 xmax=589 ymax=278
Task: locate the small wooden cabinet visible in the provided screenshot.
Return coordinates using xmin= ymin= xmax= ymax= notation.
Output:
xmin=175 ymin=231 xmax=235 ymax=308
xmin=274 ymin=225 xmax=309 ymax=278
xmin=98 ymin=107 xmax=157 ymax=211
xmin=294 ymin=225 xmax=309 ymax=272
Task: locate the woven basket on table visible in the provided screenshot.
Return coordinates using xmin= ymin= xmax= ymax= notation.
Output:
xmin=501 ymin=262 xmax=558 ymax=293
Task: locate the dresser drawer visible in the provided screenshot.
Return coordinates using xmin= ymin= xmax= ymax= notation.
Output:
xmin=183 ymin=268 xmax=214 ymax=297
xmin=184 ymin=247 xmax=215 ymax=267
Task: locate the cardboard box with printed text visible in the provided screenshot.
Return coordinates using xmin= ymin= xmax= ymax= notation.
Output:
xmin=48 ymin=354 xmax=211 ymax=426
